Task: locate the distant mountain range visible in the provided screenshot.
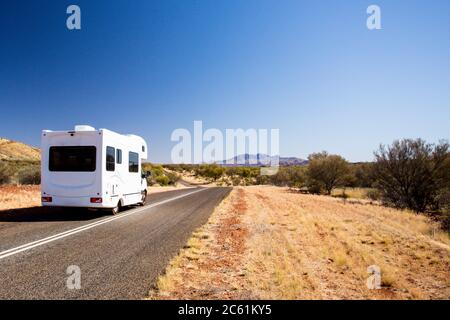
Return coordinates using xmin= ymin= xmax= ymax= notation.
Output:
xmin=0 ymin=138 xmax=40 ymax=161
xmin=218 ymin=154 xmax=308 ymax=167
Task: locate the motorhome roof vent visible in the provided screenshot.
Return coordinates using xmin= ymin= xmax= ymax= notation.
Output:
xmin=74 ymin=125 xmax=96 ymax=131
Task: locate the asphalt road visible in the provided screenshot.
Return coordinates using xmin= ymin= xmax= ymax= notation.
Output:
xmin=0 ymin=187 xmax=231 ymax=299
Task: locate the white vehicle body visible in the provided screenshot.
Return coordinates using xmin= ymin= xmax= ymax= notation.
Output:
xmin=41 ymin=125 xmax=148 ymax=212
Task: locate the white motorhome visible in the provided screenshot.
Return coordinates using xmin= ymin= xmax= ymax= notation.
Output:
xmin=41 ymin=125 xmax=149 ymax=214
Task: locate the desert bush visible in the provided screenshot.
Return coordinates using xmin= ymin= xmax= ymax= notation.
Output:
xmin=366 ymin=189 xmax=381 ymax=201
xmin=255 ymin=174 xmax=270 ymax=185
xmin=443 ymin=213 xmax=450 ymax=233
xmin=351 ymin=162 xmax=375 ymax=188
xmin=0 ymin=160 xmax=40 ymax=185
xmin=373 ymin=139 xmax=450 ymax=213
xmin=143 ymin=163 xmax=179 ymax=186
xmin=269 ymin=166 xmax=305 ymax=188
xmin=231 ymin=176 xmax=242 ymax=186
xmin=288 ymin=167 xmax=306 ymax=188
xmin=307 ymin=183 xmax=322 ymax=194
xmin=155 ymin=175 xmax=170 ymax=186
xmin=163 ymin=163 xmax=195 ymax=173
xmin=165 ymin=171 xmax=180 ymax=185
xmin=195 ymin=164 xmax=225 ymax=181
xmin=18 ymin=167 xmax=41 ymax=185
xmin=434 ymin=189 xmax=450 ymax=232
xmin=306 ymin=152 xmax=350 ymax=195
xmin=269 ymin=168 xmax=290 ymax=186
xmin=235 ymin=167 xmax=259 ymax=179
xmin=0 ymin=163 xmax=10 ymax=184
xmin=435 ymin=189 xmax=450 ymax=213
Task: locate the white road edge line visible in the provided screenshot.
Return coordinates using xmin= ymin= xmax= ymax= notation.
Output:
xmin=0 ymin=188 xmax=208 ymax=261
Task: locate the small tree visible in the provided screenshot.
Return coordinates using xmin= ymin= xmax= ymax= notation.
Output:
xmin=350 ymin=162 xmax=375 ymax=188
xmin=306 ymin=152 xmax=349 ymax=195
xmin=270 ymin=167 xmax=305 ymax=188
xmin=287 ymin=167 xmax=306 ymax=188
xmin=373 ymin=139 xmax=449 ymax=213
xmin=0 ymin=164 xmax=10 ymax=184
xmin=270 ymin=168 xmax=291 ymax=186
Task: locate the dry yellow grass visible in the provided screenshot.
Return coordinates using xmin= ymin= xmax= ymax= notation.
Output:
xmin=149 ymin=186 xmax=450 ymax=300
xmin=331 ymin=187 xmax=374 ymax=200
xmin=0 ymin=185 xmax=41 ymax=210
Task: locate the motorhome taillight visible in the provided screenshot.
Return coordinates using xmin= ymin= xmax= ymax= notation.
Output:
xmin=90 ymin=197 xmax=102 ymax=203
xmin=41 ymin=196 xmax=52 ymax=203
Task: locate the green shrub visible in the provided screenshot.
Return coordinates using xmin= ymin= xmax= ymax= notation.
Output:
xmin=163 ymin=163 xmax=195 ymax=173
xmin=350 ymin=162 xmax=375 ymax=188
xmin=231 ymin=176 xmax=242 ymax=186
xmin=306 ymin=152 xmax=349 ymax=195
xmin=155 ymin=175 xmax=170 ymax=186
xmin=143 ymin=163 xmax=180 ymax=186
xmin=366 ymin=189 xmax=381 ymax=201
xmin=234 ymin=167 xmax=258 ymax=179
xmin=195 ymin=164 xmax=225 ymax=181
xmin=255 ymin=174 xmax=270 ymax=185
xmin=269 ymin=166 xmax=305 ymax=187
xmin=165 ymin=171 xmax=180 ymax=185
xmin=306 ymin=183 xmax=322 ymax=195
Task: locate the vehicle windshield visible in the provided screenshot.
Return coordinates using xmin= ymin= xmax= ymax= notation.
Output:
xmin=49 ymin=146 xmax=96 ymax=172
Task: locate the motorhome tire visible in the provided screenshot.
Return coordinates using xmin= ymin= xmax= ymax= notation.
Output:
xmin=111 ymin=201 xmax=121 ymax=215
xmin=139 ymin=190 xmax=147 ymax=206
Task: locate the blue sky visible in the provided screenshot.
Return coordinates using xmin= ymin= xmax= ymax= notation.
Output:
xmin=1 ymin=0 xmax=449 ymax=163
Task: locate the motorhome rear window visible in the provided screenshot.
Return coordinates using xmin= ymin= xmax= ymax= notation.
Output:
xmin=49 ymin=146 xmax=96 ymax=172
xmin=129 ymin=152 xmax=139 ymax=173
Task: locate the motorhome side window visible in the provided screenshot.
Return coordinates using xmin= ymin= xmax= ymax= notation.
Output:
xmin=49 ymin=146 xmax=96 ymax=172
xmin=129 ymin=152 xmax=139 ymax=173
xmin=106 ymin=146 xmax=115 ymax=171
xmin=117 ymin=149 xmax=122 ymax=164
